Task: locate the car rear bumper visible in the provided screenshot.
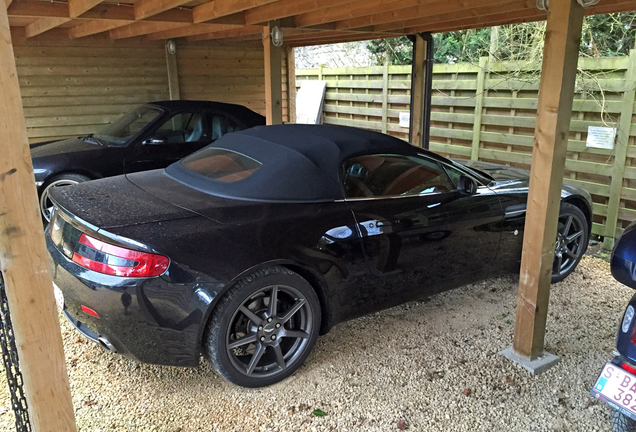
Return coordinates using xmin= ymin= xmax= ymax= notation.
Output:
xmin=47 ymin=235 xmax=206 ymax=367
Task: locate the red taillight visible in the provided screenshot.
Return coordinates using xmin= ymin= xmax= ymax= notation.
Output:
xmin=72 ymin=233 xmax=169 ymax=277
xmin=80 ymin=305 xmax=100 ymax=318
xmin=623 ymin=362 xmax=636 ymax=375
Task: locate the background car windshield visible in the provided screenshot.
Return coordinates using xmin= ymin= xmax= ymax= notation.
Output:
xmin=343 ymin=154 xmax=455 ymax=198
xmin=94 ymin=106 xmax=161 ymax=146
xmin=181 ymin=148 xmax=261 ymax=182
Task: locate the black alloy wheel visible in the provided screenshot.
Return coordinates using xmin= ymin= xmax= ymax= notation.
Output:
xmin=551 ymin=202 xmax=589 ymax=283
xmin=205 ymin=267 xmax=320 ymax=387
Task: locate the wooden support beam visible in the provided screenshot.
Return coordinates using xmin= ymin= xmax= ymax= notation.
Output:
xmin=471 ymin=56 xmax=488 ymax=160
xmin=68 ymin=0 xmax=103 ymax=19
xmin=193 ymin=0 xmax=277 ymax=24
xmin=69 ymin=19 xmax=132 ymax=38
xmin=0 ymin=4 xmax=77 ymax=431
xmin=264 ymin=22 xmax=282 ymax=125
xmin=110 ymin=21 xmax=188 ymax=39
xmin=512 ymin=0 xmax=585 ymax=360
xmin=25 ymin=17 xmax=70 ymax=37
xmin=286 ymin=45 xmax=296 ymax=123
xmin=146 ymin=23 xmax=240 ymax=40
xmin=245 ymin=0 xmax=355 ymax=25
xmin=165 ymin=40 xmax=180 ymax=100
xmin=603 ymin=49 xmax=636 ymax=249
xmin=410 ymin=34 xmax=427 ymax=147
xmin=134 ymin=0 xmax=192 ymax=20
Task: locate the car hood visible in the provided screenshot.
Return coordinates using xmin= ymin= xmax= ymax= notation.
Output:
xmin=455 ymin=159 xmax=530 ymax=182
xmin=30 ymin=137 xmax=103 ymax=158
xmin=455 ymin=159 xmax=593 ymax=207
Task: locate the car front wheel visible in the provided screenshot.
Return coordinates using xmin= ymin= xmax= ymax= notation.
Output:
xmin=40 ymin=173 xmax=90 ymax=222
xmin=551 ymin=202 xmax=589 ymax=283
xmin=204 ymin=266 xmax=321 ymax=387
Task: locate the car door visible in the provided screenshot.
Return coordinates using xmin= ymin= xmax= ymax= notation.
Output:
xmin=124 ymin=111 xmax=213 ymax=173
xmin=341 ymin=153 xmax=504 ymax=316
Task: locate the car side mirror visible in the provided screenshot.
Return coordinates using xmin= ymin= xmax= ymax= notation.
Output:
xmin=142 ymin=135 xmax=168 ymax=146
xmin=458 ymin=175 xmax=477 ymax=196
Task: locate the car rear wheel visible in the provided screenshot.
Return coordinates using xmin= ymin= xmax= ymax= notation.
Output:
xmin=204 ymin=266 xmax=320 ymax=387
xmin=551 ymin=202 xmax=589 ymax=283
xmin=40 ymin=173 xmax=90 ymax=222
xmin=612 ymin=409 xmax=636 ymax=432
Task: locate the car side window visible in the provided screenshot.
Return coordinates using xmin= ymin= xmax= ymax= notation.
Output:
xmin=155 ymin=112 xmax=209 ymax=144
xmin=342 ymin=154 xmax=455 ymax=199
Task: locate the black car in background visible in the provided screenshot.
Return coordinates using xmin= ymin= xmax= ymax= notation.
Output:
xmin=32 ymin=100 xmax=265 ymax=221
xmin=47 ymin=124 xmax=592 ymax=388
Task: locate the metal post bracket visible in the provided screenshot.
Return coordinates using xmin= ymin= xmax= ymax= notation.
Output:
xmin=537 ymin=0 xmax=599 ymax=11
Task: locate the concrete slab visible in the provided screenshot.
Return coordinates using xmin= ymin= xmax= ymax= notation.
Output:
xmin=500 ymin=347 xmax=560 ymax=376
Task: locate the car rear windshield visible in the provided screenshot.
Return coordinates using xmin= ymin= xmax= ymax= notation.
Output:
xmin=180 ymin=148 xmax=262 ymax=182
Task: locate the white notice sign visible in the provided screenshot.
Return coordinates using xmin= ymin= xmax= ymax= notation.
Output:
xmin=399 ymin=112 xmax=410 ymax=128
xmin=296 ymin=80 xmax=327 ymax=124
xmin=586 ymin=126 xmax=616 ymax=150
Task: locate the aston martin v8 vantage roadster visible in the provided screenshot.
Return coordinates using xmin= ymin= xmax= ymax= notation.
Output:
xmin=46 ymin=124 xmax=592 ymax=387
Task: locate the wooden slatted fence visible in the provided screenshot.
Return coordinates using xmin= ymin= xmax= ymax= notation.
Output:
xmin=297 ymin=52 xmax=636 ymax=243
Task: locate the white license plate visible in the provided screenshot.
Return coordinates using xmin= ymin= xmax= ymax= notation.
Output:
xmin=592 ymin=362 xmax=636 ymax=419
xmin=53 ymin=283 xmax=64 ymax=310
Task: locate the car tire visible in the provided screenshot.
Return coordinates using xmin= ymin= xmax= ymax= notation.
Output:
xmin=204 ymin=266 xmax=321 ymax=388
xmin=612 ymin=409 xmax=636 ymax=432
xmin=40 ymin=173 xmax=91 ymax=223
xmin=551 ymin=202 xmax=589 ymax=284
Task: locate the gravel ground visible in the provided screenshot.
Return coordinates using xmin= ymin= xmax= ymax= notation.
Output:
xmin=0 ymin=255 xmax=632 ymax=432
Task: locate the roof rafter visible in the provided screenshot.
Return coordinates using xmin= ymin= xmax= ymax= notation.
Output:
xmin=5 ymin=0 xmax=12 ymax=9
xmin=68 ymin=0 xmax=103 ymax=18
xmin=110 ymin=21 xmax=188 ymax=38
xmin=244 ymin=0 xmax=356 ymax=25
xmin=187 ymin=25 xmax=262 ymax=41
xmin=69 ymin=19 xmax=132 ymax=38
xmin=193 ymin=0 xmax=276 ymax=24
xmin=293 ymin=0 xmax=403 ymax=28
xmin=146 ymin=22 xmax=243 ymax=40
xmin=25 ymin=17 xmax=71 ymax=37
xmin=134 ymin=0 xmax=192 ymax=20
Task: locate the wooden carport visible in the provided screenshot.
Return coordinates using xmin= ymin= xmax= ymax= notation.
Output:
xmin=1 ymin=0 xmax=635 ymax=429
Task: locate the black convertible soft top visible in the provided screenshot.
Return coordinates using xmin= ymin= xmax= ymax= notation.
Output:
xmin=165 ymin=124 xmax=430 ymax=202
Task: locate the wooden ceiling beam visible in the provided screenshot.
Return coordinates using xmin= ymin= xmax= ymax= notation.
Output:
xmin=8 ymin=0 xmax=192 ymax=23
xmin=293 ymin=0 xmax=403 ymax=28
xmin=110 ymin=21 xmax=188 ymax=38
xmin=244 ymin=0 xmax=355 ymax=25
xmin=288 ymin=32 xmax=390 ymax=47
xmin=338 ymin=0 xmax=522 ymax=31
xmin=193 ymin=0 xmax=276 ymax=24
xmin=134 ymin=0 xmax=192 ymax=20
xmin=146 ymin=23 xmax=241 ymax=39
xmin=186 ymin=25 xmax=262 ymax=41
xmin=68 ymin=0 xmax=103 ymax=18
xmin=25 ymin=17 xmax=71 ymax=37
xmin=69 ymin=19 xmax=132 ymax=38
xmin=376 ymin=0 xmax=536 ymax=33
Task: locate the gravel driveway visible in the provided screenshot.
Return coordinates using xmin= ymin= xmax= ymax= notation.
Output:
xmin=0 ymin=256 xmax=630 ymax=431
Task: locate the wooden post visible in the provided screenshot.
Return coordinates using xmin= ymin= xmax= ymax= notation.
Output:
xmin=471 ymin=56 xmax=488 ymax=161
xmin=165 ymin=39 xmax=180 ymax=100
xmin=410 ymin=34 xmax=427 ymax=147
xmin=264 ymin=22 xmax=283 ymax=125
xmin=512 ymin=0 xmax=585 ymax=360
xmin=0 ymin=5 xmax=77 ymax=431
xmin=603 ymin=49 xmax=636 ymax=250
xmin=286 ymin=46 xmax=297 ymax=123
xmin=381 ymin=61 xmax=389 ymax=134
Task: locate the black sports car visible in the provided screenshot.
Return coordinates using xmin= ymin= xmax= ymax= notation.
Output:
xmin=46 ymin=125 xmax=592 ymax=387
xmin=31 ymin=100 xmax=265 ymax=221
